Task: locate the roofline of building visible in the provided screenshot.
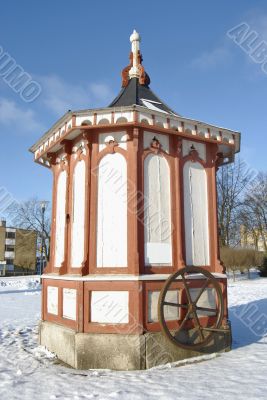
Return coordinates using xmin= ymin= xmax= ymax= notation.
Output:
xmin=29 ymin=104 xmax=241 ymax=153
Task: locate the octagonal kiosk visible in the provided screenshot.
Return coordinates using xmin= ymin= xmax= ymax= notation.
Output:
xmin=30 ymin=31 xmax=240 ymax=370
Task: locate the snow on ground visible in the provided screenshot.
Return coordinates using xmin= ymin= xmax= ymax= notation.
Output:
xmin=0 ymin=275 xmax=266 ymax=400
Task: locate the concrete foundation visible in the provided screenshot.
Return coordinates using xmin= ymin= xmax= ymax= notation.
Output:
xmin=39 ymin=321 xmax=232 ymax=370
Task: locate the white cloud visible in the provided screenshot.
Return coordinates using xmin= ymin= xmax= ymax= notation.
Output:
xmin=0 ymin=98 xmax=44 ymax=133
xmin=90 ymin=83 xmax=114 ymax=102
xmin=244 ymin=11 xmax=267 ymax=39
xmin=38 ymin=75 xmax=114 ymax=116
xmin=192 ymin=10 xmax=267 ymax=72
xmin=191 ymin=46 xmax=231 ymax=70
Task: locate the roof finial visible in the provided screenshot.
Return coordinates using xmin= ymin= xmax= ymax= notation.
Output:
xmin=121 ymin=30 xmax=150 ymax=87
xmin=129 ymin=30 xmax=141 ymax=79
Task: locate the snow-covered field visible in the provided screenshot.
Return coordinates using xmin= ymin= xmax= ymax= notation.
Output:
xmin=0 ymin=275 xmax=266 ymax=400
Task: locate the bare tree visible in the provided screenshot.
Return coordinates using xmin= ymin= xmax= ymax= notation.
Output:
xmin=7 ymin=198 xmax=51 ymax=261
xmin=217 ymin=157 xmax=256 ymax=247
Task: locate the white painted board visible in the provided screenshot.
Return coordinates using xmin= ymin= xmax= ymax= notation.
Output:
xmin=144 ymin=154 xmax=172 ymax=265
xmin=47 ymin=286 xmax=58 ymax=315
xmin=90 ymin=291 xmax=129 ymax=324
xmin=183 ymin=161 xmax=210 ymax=266
xmin=189 ymin=288 xmax=216 ymax=316
xmin=97 ymin=153 xmax=127 ymax=268
xmin=63 ymin=288 xmax=77 ymax=320
xmin=71 ymin=160 xmax=86 ymax=267
xmin=55 ymin=171 xmax=67 ymax=268
xmin=148 ymin=290 xmax=180 ymax=322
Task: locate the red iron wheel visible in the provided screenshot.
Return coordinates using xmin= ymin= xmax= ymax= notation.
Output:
xmin=158 ymin=266 xmax=224 ymax=350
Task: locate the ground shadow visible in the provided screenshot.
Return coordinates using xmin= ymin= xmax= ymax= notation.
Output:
xmin=229 ymin=298 xmax=267 ymax=349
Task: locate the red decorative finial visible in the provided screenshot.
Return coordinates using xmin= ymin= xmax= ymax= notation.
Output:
xmin=121 ymin=30 xmax=150 ymax=87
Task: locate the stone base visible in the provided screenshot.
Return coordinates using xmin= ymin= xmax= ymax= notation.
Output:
xmin=39 ymin=321 xmax=232 ymax=370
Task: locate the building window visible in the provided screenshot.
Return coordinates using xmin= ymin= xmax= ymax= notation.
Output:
xmin=5 ymin=245 xmax=15 ymax=252
xmin=5 ymin=259 xmax=14 ymax=265
xmin=6 ymin=232 xmax=16 ymax=239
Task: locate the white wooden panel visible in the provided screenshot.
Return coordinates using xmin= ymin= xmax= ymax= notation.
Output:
xmin=47 ymin=286 xmax=58 ymax=315
xmin=63 ymin=288 xmax=77 ymax=320
xmin=114 ymin=111 xmax=133 ymax=123
xmin=148 ymin=290 xmax=180 ymax=322
xmin=55 ymin=171 xmax=67 ymax=268
xmin=96 ymin=113 xmax=112 ymax=124
xmin=99 ymin=132 xmax=128 ymax=151
xmin=91 ymin=291 xmax=129 ymax=323
xmin=76 ymin=115 xmax=94 ymax=126
xmin=184 ymin=123 xmax=197 ymax=135
xmin=189 ymin=288 xmax=216 ymax=316
xmin=182 ymin=140 xmax=206 ymax=162
xmin=143 ymin=131 xmax=169 ymax=153
xmin=97 ymin=153 xmax=127 ymax=267
xmin=71 ymin=160 xmax=86 ymax=267
xmin=183 ymin=161 xmax=210 ymax=266
xmin=139 ymin=112 xmax=153 ymax=125
xmin=145 ymin=243 xmax=172 ymax=264
xmin=144 ymin=154 xmax=172 ymax=265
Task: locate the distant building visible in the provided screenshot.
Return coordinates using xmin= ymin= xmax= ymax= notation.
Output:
xmin=0 ymin=219 xmax=37 ymax=275
xmin=240 ymin=225 xmax=267 ymax=252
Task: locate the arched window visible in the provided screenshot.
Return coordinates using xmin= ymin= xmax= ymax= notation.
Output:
xmin=116 ymin=117 xmax=128 ymax=123
xmin=97 ymin=153 xmax=127 ymax=267
xmin=144 ymin=154 xmax=172 ymax=265
xmin=98 ymin=118 xmax=110 ymax=125
xmin=55 ymin=170 xmax=67 ymax=268
xmin=183 ymin=161 xmax=210 ymax=266
xmin=71 ymin=160 xmax=86 ymax=267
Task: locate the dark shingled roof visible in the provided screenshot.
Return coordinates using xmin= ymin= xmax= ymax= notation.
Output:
xmin=109 ymin=77 xmax=178 ymax=115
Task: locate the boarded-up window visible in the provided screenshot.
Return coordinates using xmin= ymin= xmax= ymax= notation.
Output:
xmin=183 ymin=161 xmax=210 ymax=266
xmin=97 ymin=153 xmax=127 ymax=267
xmin=55 ymin=171 xmax=67 ymax=268
xmin=144 ymin=154 xmax=172 ymax=265
xmin=71 ymin=160 xmax=86 ymax=267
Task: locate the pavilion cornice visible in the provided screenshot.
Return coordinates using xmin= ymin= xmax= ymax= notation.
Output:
xmin=30 ymin=105 xmax=240 ymax=168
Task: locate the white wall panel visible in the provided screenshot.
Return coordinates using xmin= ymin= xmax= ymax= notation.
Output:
xmin=91 ymin=291 xmax=129 ymax=323
xmin=143 ymin=131 xmax=169 ymax=153
xmin=148 ymin=290 xmax=180 ymax=322
xmin=144 ymin=154 xmax=172 ymax=265
xmin=55 ymin=171 xmax=67 ymax=268
xmin=71 ymin=160 xmax=86 ymax=267
xmin=97 ymin=153 xmax=127 ymax=267
xmin=189 ymin=288 xmax=216 ymax=316
xmin=47 ymin=286 xmax=58 ymax=315
xmin=183 ymin=161 xmax=210 ymax=266
xmin=63 ymin=288 xmax=77 ymax=320
xmin=182 ymin=140 xmax=206 ymax=162
xmin=99 ymin=132 xmax=128 ymax=151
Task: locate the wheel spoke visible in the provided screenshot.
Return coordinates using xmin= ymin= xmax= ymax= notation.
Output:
xmin=191 ymin=310 xmax=205 ymax=341
xmin=201 ymin=327 xmax=224 ymax=333
xmin=193 ymin=279 xmax=210 ymax=305
xmin=196 ymin=306 xmax=217 ymax=313
xmin=176 ymin=310 xmax=191 ymax=333
xmin=181 ymin=273 xmax=193 ymax=304
xmin=163 ymin=301 xmax=188 ymax=309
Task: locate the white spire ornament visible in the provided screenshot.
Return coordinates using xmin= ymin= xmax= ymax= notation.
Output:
xmin=129 ymin=30 xmax=141 ymax=79
xmin=121 ymin=30 xmax=150 ymax=87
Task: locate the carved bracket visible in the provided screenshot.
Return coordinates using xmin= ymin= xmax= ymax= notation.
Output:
xmin=150 ymin=136 xmax=161 ymax=154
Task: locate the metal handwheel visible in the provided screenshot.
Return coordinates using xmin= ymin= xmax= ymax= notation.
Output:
xmin=158 ymin=266 xmax=224 ymax=350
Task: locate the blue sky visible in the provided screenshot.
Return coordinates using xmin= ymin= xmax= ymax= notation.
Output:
xmin=0 ymin=0 xmax=266 ymax=209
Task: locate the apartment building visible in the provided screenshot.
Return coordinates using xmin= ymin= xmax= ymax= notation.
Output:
xmin=0 ymin=219 xmax=37 ymax=275
xmin=240 ymin=225 xmax=267 ymax=252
